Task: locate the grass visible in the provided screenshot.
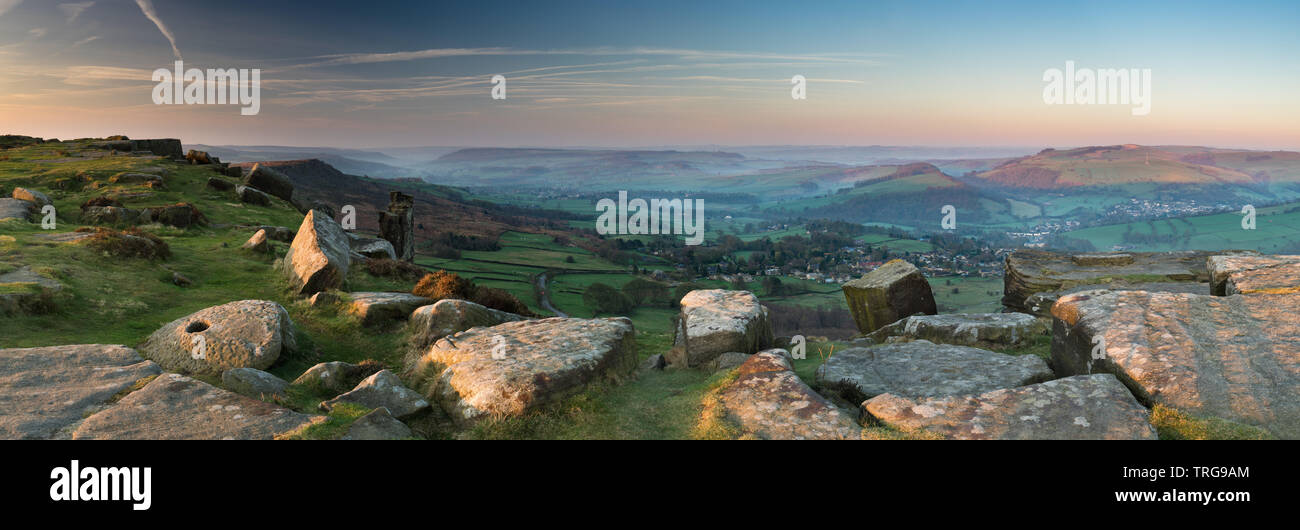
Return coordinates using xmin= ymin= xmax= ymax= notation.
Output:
xmin=1149 ymin=405 xmax=1276 ymax=440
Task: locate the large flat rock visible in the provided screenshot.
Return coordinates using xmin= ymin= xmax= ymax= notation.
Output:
xmin=1002 ymin=249 xmax=1242 ymax=314
xmin=817 ymin=340 xmax=1053 ymax=403
xmin=669 ymin=289 xmax=772 ymax=367
xmin=408 ymin=298 xmax=527 ymax=350
xmin=405 ymin=317 xmax=636 ymax=426
xmin=1207 ymin=254 xmax=1300 ymax=295
xmin=73 ymin=373 xmax=323 ymax=440
xmin=841 ymin=259 xmax=937 ymax=334
xmin=0 ymin=345 xmax=162 ymax=439
xmin=865 ymin=374 xmax=1157 ymax=440
xmin=862 ymin=312 xmax=1046 ymax=347
xmin=712 ymin=350 xmax=860 ymax=440
xmin=1052 ymin=289 xmax=1300 ymax=438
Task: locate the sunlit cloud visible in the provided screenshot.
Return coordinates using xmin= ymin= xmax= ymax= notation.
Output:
xmin=133 ymin=0 xmax=181 ymax=59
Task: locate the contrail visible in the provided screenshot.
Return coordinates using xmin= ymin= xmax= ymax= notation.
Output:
xmin=134 ymin=0 xmax=181 ymax=60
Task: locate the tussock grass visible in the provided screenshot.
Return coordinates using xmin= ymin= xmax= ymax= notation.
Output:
xmin=1150 ymin=405 xmax=1275 ymax=440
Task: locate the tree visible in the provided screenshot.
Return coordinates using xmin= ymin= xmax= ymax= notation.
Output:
xmin=761 ymin=275 xmax=784 ymax=297
xmin=623 ymin=277 xmax=670 ymax=307
xmin=583 ymin=282 xmax=633 ymax=315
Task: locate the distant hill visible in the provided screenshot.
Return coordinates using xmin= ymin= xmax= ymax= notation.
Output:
xmin=193 ymin=144 xmax=413 ymax=178
xmin=970 ymin=145 xmax=1283 ymax=189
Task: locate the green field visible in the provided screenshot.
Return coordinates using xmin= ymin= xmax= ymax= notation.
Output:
xmin=1058 ymin=203 xmax=1300 ymax=252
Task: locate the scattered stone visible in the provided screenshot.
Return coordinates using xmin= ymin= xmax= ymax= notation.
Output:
xmin=861 ymin=312 xmax=1047 ymax=347
xmin=706 ymin=351 xmax=750 ymax=373
xmin=171 ymin=271 xmax=194 ymax=287
xmin=207 ymin=176 xmax=236 ymax=191
xmin=405 ymin=317 xmax=637 ymax=426
xmin=1207 ymin=254 xmax=1300 ymax=295
xmin=348 ymin=234 xmax=398 ymax=260
xmin=0 ymin=266 xmax=63 ymax=316
xmin=293 ymin=361 xmax=361 ymax=394
xmin=236 ymin=185 xmax=271 ymax=206
xmin=80 ymin=205 xmax=140 ymax=225
xmin=408 ymin=299 xmax=528 ymax=350
xmin=1052 ymin=289 xmax=1300 ymax=439
xmin=138 ymin=300 xmax=297 ymax=376
xmin=244 ymin=163 xmax=295 ymax=202
xmin=185 ymin=150 xmax=214 ymax=165
xmin=241 ymin=229 xmax=270 ymax=253
xmin=109 ymin=172 xmax=164 ymax=188
xmin=0 ymin=345 xmax=162 ymax=439
xmin=841 ymin=259 xmax=937 ymax=334
xmin=668 ymin=289 xmax=773 ymax=368
xmin=321 ymin=370 xmax=430 ymax=420
xmin=817 ymin=340 xmax=1053 ymax=403
xmin=864 ymin=374 xmax=1157 ymax=440
xmin=0 ymin=198 xmax=34 ymax=221
xmin=11 ymin=187 xmax=51 ymax=207
xmin=143 ymin=202 xmax=203 ymax=228
xmin=341 ymin=407 xmax=413 ymax=440
xmin=348 ymin=292 xmax=435 ymax=327
xmin=73 ymin=373 xmax=323 ymax=440
xmin=378 ymin=191 xmax=415 ymax=261
xmin=222 ymin=367 xmax=290 ymax=398
xmin=638 ymin=353 xmax=666 ymax=373
xmin=1001 ymin=249 xmax=1245 ymax=314
xmin=710 ymin=350 xmax=860 ymax=440
xmin=250 ymin=225 xmax=295 ymax=242
xmin=283 ymin=209 xmax=352 ymax=295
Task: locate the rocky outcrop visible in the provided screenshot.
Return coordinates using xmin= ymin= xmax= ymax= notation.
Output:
xmin=284 ymin=209 xmax=351 ymax=295
xmin=1001 ymin=249 xmax=1244 ymax=314
xmin=408 ymin=299 xmax=528 ymax=350
xmin=817 ymin=340 xmax=1053 ymax=403
xmin=138 ymin=300 xmax=297 ymax=376
xmin=73 ymin=373 xmax=323 ymax=440
xmin=347 ymin=292 xmax=435 ymax=327
xmin=0 ymin=345 xmax=162 ymax=439
xmin=378 ymin=191 xmax=415 ymax=261
xmin=864 ymin=374 xmax=1157 ymax=440
xmin=128 ymin=139 xmax=184 ymax=159
xmin=11 ymin=187 xmax=51 ymax=207
xmin=841 ymin=260 xmax=937 ymax=334
xmin=1207 ymin=254 xmax=1300 ymax=295
xmin=237 ymin=185 xmax=272 ymax=206
xmin=1052 ymin=289 xmax=1300 ymax=438
xmin=406 ymin=317 xmax=636 ymax=426
xmin=80 ymin=205 xmax=140 ymax=225
xmin=668 ymin=289 xmax=772 ymax=368
xmin=348 ymin=234 xmax=398 ymax=260
xmin=321 ymin=370 xmax=430 ymax=420
xmin=710 ymin=350 xmax=860 ymax=440
xmin=342 ymin=408 xmax=413 ymax=440
xmin=221 ymin=367 xmax=290 ymax=398
xmin=244 ymin=163 xmax=295 ymax=202
xmin=185 ymin=150 xmax=215 ymax=165
xmin=861 ymin=312 xmax=1046 ymax=347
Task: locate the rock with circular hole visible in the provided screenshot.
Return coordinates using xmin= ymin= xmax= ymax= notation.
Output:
xmin=138 ymin=300 xmax=297 ymax=376
xmin=864 ymin=374 xmax=1157 ymax=440
xmin=668 ymin=289 xmax=772 ymax=368
xmin=320 ymin=370 xmax=430 ymax=420
xmin=283 ymin=210 xmax=351 ymax=295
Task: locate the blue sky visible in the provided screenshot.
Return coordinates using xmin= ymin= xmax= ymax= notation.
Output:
xmin=0 ymin=0 xmax=1296 ymax=148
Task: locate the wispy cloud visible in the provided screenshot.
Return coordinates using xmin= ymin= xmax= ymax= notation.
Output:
xmin=71 ymin=35 xmax=100 ymax=47
xmin=133 ymin=0 xmax=181 ymax=60
xmin=58 ymin=1 xmax=93 ymax=23
xmin=28 ymin=27 xmax=46 ymax=38
xmin=299 ymin=46 xmax=888 ymax=69
xmin=0 ymin=0 xmax=22 ymax=17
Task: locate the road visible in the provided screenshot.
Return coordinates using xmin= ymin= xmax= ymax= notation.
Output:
xmin=536 ymin=273 xmax=568 ymax=317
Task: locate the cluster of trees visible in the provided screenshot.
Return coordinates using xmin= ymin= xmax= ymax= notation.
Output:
xmin=581 ymin=278 xmax=697 ymax=315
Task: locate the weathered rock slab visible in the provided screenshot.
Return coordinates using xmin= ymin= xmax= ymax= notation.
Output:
xmin=221 ymin=367 xmax=289 ymax=398
xmin=862 ymin=312 xmax=1046 ymax=347
xmin=348 ymin=292 xmax=434 ymax=327
xmin=865 ymin=374 xmax=1157 ymax=440
xmin=408 ymin=298 xmax=527 ymax=350
xmin=1052 ymin=289 xmax=1300 ymax=438
xmin=341 ymin=407 xmax=413 ymax=440
xmin=818 ymin=340 xmax=1053 ymax=403
xmin=0 ymin=198 xmax=34 ymax=221
xmin=73 ymin=373 xmax=323 ymax=440
xmin=284 ymin=209 xmax=351 ymax=295
xmin=138 ymin=300 xmax=297 ymax=376
xmin=321 ymin=370 xmax=430 ymax=420
xmin=712 ymin=350 xmax=860 ymax=440
xmin=841 ymin=259 xmax=937 ymax=334
xmin=406 ymin=317 xmax=636 ymax=426
xmin=669 ymin=289 xmax=772 ymax=367
xmin=0 ymin=345 xmax=161 ymax=439
xmin=1207 ymin=254 xmax=1300 ymax=295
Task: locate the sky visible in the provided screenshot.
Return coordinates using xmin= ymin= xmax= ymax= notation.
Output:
xmin=0 ymin=0 xmax=1297 ymax=149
